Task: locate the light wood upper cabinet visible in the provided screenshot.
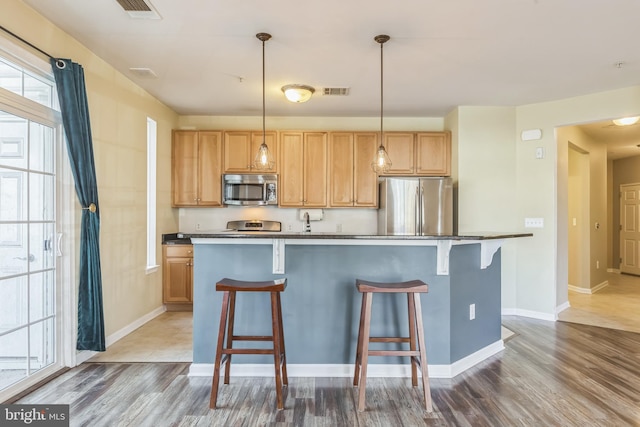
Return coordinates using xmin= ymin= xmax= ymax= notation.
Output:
xmin=329 ymin=132 xmax=378 ymax=207
xmin=223 ymin=131 xmax=278 ymax=173
xmin=280 ymin=131 xmax=327 ymax=207
xmin=172 ymin=130 xmax=222 ymax=207
xmin=383 ymin=132 xmax=415 ymax=175
xmin=416 ymin=132 xmax=451 ymax=176
xmin=381 ymin=131 xmax=451 ymax=176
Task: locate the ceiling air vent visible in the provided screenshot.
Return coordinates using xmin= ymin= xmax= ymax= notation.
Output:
xmin=115 ymin=0 xmax=161 ymax=19
xmin=323 ymin=87 xmax=350 ymax=96
xmin=129 ymin=67 xmax=158 ymax=79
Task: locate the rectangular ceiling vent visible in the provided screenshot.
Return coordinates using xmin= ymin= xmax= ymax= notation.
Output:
xmin=116 ymin=0 xmax=161 ymax=19
xmin=323 ymin=87 xmax=350 ymax=96
xmin=129 ymin=67 xmax=158 ymax=78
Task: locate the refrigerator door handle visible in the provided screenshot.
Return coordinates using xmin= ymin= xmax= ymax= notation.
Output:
xmin=415 ymin=186 xmax=420 ymax=236
xmin=419 ymin=186 xmax=424 ymax=235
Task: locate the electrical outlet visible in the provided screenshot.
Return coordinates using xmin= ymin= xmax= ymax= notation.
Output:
xmin=524 ymin=218 xmax=544 ymax=228
xmin=196 ymin=223 xmax=201 ymax=231
xmin=469 ymin=304 xmax=475 ymax=320
xmin=287 ymin=224 xmax=292 ymax=232
xmin=336 ymin=224 xmax=342 ymax=232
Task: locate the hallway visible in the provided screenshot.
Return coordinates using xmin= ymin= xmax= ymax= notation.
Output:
xmin=558 ymin=272 xmax=640 ymax=334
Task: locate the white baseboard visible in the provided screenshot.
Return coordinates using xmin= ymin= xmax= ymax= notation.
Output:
xmin=568 ymin=280 xmax=608 ymax=295
xmin=501 ymin=308 xmax=555 ymax=321
xmin=106 ymin=305 xmax=166 ymax=347
xmin=555 ymin=301 xmax=570 ymax=315
xmin=75 ymin=350 xmax=97 ymax=365
xmin=608 ymin=268 xmax=620 ymax=274
xmin=188 ymin=340 xmax=504 ymax=379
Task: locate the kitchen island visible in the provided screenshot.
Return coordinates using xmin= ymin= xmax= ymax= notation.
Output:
xmin=183 ymin=232 xmax=530 ymax=379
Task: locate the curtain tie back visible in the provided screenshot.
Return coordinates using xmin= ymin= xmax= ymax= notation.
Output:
xmin=83 ymin=203 xmax=97 ymax=213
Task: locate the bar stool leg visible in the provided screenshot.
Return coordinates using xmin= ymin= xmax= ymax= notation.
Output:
xmin=407 ymin=293 xmax=418 ymax=387
xmin=412 ymin=293 xmax=433 ymax=412
xmin=223 ymin=291 xmax=236 ymax=384
xmin=210 ymin=291 xmax=230 ymax=409
xmin=353 ymin=291 xmax=367 ymax=386
xmin=276 ymin=292 xmax=288 ymax=385
xmin=270 ymin=291 xmax=285 ymax=410
xmin=357 ymin=292 xmax=373 ymax=412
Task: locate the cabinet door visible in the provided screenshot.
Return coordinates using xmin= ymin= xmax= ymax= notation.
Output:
xmin=416 ymin=132 xmax=451 ymax=176
xmin=223 ymin=131 xmax=252 ymax=173
xmin=172 ymin=131 xmax=199 ymax=206
xmin=304 ymin=132 xmax=328 ymax=207
xmin=279 ymin=132 xmax=304 ymax=207
xmin=329 ymin=133 xmax=354 ymax=207
xmin=163 ymin=250 xmax=193 ymax=304
xmin=353 ymin=133 xmax=378 ymax=207
xmin=382 ymin=132 xmax=415 ymax=175
xmin=198 ymin=131 xmax=223 ymax=206
xmin=251 ymin=131 xmax=278 ymax=171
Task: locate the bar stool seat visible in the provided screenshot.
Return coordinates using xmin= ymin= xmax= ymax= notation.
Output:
xmin=353 ymin=278 xmax=433 ymax=412
xmin=210 ymin=277 xmax=288 ymax=410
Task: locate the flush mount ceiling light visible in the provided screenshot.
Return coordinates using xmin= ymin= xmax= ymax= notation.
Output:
xmin=612 ymin=116 xmax=640 ymax=126
xmin=371 ymin=34 xmax=392 ymax=174
xmin=253 ymin=32 xmax=275 ymax=171
xmin=281 ymin=84 xmax=315 ymax=103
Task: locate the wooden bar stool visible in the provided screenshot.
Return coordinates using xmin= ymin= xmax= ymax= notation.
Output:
xmin=352 ymin=279 xmax=433 ymax=412
xmin=210 ymin=278 xmax=288 ymax=410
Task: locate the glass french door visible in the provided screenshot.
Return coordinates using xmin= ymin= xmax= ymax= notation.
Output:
xmin=0 ymin=108 xmax=57 ymax=391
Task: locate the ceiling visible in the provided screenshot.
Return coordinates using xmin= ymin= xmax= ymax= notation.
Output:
xmin=17 ymin=0 xmax=640 ymax=157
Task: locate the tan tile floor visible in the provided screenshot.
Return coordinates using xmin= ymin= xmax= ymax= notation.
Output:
xmin=558 ymin=272 xmax=640 ymax=333
xmin=89 ymin=311 xmax=193 ymax=362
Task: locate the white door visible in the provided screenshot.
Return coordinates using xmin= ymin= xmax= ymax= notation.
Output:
xmin=0 ymin=51 xmax=66 ymax=401
xmin=620 ymin=183 xmax=640 ymax=275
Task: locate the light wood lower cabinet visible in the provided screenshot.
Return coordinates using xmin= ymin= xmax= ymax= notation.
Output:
xmin=279 ymin=132 xmax=328 ymax=207
xmin=172 ymin=130 xmax=223 ymax=207
xmin=329 ymin=132 xmax=378 ymax=207
xmin=163 ymin=245 xmax=193 ymax=309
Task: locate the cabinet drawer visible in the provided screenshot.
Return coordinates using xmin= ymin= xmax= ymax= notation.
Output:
xmin=165 ymin=245 xmax=193 ymax=257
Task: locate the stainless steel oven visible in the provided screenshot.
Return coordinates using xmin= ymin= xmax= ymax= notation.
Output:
xmin=222 ymin=174 xmax=278 ymax=206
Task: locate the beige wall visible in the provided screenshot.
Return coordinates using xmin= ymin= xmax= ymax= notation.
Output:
xmin=517 ymin=86 xmax=640 ymax=315
xmin=452 ymin=106 xmax=519 ymax=309
xmin=567 ymin=145 xmax=589 ymax=289
xmin=4 ymin=0 xmax=179 ymax=338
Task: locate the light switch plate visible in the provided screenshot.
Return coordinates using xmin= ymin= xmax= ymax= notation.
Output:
xmin=524 ymin=218 xmax=544 ymax=228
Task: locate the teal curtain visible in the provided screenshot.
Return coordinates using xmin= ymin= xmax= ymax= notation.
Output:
xmin=51 ymin=58 xmax=105 ymax=351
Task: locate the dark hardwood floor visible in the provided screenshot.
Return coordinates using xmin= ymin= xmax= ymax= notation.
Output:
xmin=13 ymin=316 xmax=640 ymax=426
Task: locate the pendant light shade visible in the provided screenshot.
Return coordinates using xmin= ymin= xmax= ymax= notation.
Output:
xmin=253 ymin=32 xmax=275 ymax=170
xmin=371 ymin=34 xmax=392 ymax=173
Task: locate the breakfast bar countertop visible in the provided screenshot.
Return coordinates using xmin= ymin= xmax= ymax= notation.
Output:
xmin=179 ymin=231 xmax=532 ymax=240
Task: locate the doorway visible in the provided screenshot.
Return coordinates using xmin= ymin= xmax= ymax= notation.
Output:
xmin=619 ymin=183 xmax=640 ymax=275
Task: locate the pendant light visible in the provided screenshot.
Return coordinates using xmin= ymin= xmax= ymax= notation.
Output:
xmin=253 ymin=32 xmax=275 ymax=170
xmin=371 ymin=34 xmax=392 ymax=173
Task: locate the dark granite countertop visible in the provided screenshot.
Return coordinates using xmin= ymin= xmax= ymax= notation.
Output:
xmin=179 ymin=231 xmax=532 ymax=241
xmin=162 ymin=233 xmax=192 ymax=245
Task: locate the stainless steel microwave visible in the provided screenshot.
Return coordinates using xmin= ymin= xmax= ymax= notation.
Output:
xmin=222 ymin=174 xmax=278 ymax=206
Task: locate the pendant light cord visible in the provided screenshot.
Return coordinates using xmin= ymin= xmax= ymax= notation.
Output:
xmin=380 ymin=40 xmax=384 ymax=147
xmin=262 ymin=37 xmax=266 ymax=142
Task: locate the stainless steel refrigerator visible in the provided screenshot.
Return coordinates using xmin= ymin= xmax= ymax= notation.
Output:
xmin=378 ymin=177 xmax=453 ymax=235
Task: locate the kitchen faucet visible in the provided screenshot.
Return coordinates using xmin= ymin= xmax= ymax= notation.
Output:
xmin=304 ymin=212 xmax=311 ymax=232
